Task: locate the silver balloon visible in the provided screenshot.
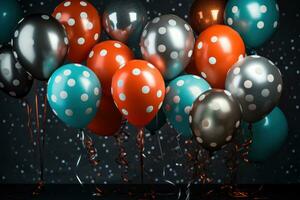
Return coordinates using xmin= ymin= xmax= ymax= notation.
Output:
xmin=140 ymin=14 xmax=195 ymax=80
xmin=13 ymin=14 xmax=68 ymax=80
xmin=102 ymin=0 xmax=147 ymax=44
xmin=225 ymin=55 xmax=283 ymax=123
xmin=189 ymin=89 xmax=242 ymax=151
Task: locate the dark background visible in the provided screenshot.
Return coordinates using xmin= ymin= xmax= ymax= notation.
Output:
xmin=0 ymin=0 xmax=299 ymax=185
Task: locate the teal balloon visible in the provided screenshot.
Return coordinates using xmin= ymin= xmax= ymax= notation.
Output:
xmin=146 ymin=108 xmax=166 ymax=134
xmin=242 ymin=107 xmax=288 ymax=162
xmin=0 ymin=0 xmax=22 ymax=44
xmin=47 ymin=64 xmax=101 ymax=128
xmin=163 ymin=75 xmax=211 ymax=138
xmin=224 ymin=0 xmax=279 ymax=48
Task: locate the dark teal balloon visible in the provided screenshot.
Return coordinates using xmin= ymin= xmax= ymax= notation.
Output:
xmin=146 ymin=108 xmax=166 ymax=134
xmin=0 ymin=0 xmax=22 ymax=44
xmin=224 ymin=0 xmax=279 ymax=48
xmin=242 ymin=107 xmax=288 ymax=162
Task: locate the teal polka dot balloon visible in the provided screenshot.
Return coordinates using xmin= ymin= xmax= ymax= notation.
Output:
xmin=163 ymin=75 xmax=211 ymax=138
xmin=224 ymin=0 xmax=279 ymax=48
xmin=47 ymin=64 xmax=101 ymax=128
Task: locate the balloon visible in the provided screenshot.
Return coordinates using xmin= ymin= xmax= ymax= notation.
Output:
xmin=224 ymin=0 xmax=279 ymax=48
xmin=189 ymin=0 xmax=227 ymax=34
xmin=13 ymin=14 xmax=68 ymax=81
xmin=47 ymin=63 xmax=101 ymax=128
xmin=0 ymin=45 xmax=33 ymax=98
xmin=111 ymin=60 xmax=165 ymax=127
xmin=87 ymin=40 xmax=134 ymax=96
xmin=242 ymin=107 xmax=288 ymax=162
xmin=140 ymin=14 xmax=195 ymax=80
xmin=194 ymin=25 xmax=245 ymax=89
xmin=189 ymin=89 xmax=242 ymax=151
xmin=53 ymin=0 xmax=101 ymax=63
xmin=102 ymin=0 xmax=147 ymax=46
xmin=163 ymin=75 xmax=211 ymax=138
xmin=146 ymin=108 xmax=166 ymax=133
xmin=226 ymin=55 xmax=282 ymax=123
xmin=184 ymin=55 xmax=198 ymax=75
xmin=0 ymin=0 xmax=22 ymax=44
xmin=88 ymin=95 xmax=122 ymax=136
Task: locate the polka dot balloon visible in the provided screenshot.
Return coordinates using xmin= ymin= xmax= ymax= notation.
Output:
xmin=224 ymin=0 xmax=279 ymax=48
xmin=47 ymin=63 xmax=101 ymax=128
xmin=163 ymin=75 xmax=211 ymax=138
xmin=111 ymin=60 xmax=165 ymax=127
xmin=52 ymin=0 xmax=101 ymax=63
xmin=225 ymin=55 xmax=283 ymax=123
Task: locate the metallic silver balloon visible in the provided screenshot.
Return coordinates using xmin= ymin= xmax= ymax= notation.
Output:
xmin=0 ymin=45 xmax=33 ymax=98
xmin=225 ymin=55 xmax=283 ymax=123
xmin=13 ymin=14 xmax=68 ymax=80
xmin=140 ymin=14 xmax=195 ymax=80
xmin=189 ymin=89 xmax=242 ymax=151
xmin=102 ymin=0 xmax=147 ymax=44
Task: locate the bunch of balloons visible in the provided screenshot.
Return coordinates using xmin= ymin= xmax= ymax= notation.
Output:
xmin=0 ymin=0 xmax=287 ymax=165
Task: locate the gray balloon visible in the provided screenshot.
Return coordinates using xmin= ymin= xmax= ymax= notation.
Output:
xmin=225 ymin=55 xmax=283 ymax=123
xmin=0 ymin=45 xmax=33 ymax=98
xmin=102 ymin=0 xmax=147 ymax=45
xmin=140 ymin=14 xmax=195 ymax=80
xmin=189 ymin=89 xmax=242 ymax=151
xmin=13 ymin=14 xmax=68 ymax=80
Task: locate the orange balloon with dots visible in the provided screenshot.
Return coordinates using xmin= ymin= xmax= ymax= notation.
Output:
xmin=194 ymin=25 xmax=245 ymax=89
xmin=111 ymin=60 xmax=165 ymax=127
xmin=87 ymin=40 xmax=134 ymax=96
xmin=52 ymin=0 xmax=101 ymax=63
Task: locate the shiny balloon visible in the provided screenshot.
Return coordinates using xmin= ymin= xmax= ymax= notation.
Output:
xmin=224 ymin=0 xmax=279 ymax=48
xmin=13 ymin=14 xmax=68 ymax=81
xmin=189 ymin=0 xmax=227 ymax=34
xmin=47 ymin=63 xmax=101 ymax=128
xmin=146 ymin=108 xmax=166 ymax=134
xmin=163 ymin=75 xmax=211 ymax=138
xmin=102 ymin=0 xmax=147 ymax=45
xmin=88 ymin=95 xmax=122 ymax=136
xmin=189 ymin=89 xmax=242 ymax=151
xmin=140 ymin=14 xmax=195 ymax=80
xmin=226 ymin=55 xmax=283 ymax=123
xmin=242 ymin=107 xmax=288 ymax=162
xmin=0 ymin=0 xmax=22 ymax=44
xmin=0 ymin=45 xmax=33 ymax=98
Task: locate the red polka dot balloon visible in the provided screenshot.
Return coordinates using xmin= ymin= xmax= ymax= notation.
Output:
xmin=194 ymin=25 xmax=246 ymax=89
xmin=53 ymin=0 xmax=101 ymax=63
xmin=87 ymin=40 xmax=134 ymax=96
xmin=111 ymin=60 xmax=165 ymax=127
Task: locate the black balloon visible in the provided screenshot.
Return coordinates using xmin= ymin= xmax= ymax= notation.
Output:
xmin=0 ymin=45 xmax=33 ymax=98
xmin=13 ymin=14 xmax=68 ymax=80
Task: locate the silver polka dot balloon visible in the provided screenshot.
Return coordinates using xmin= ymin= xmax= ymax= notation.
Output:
xmin=140 ymin=14 xmax=195 ymax=80
xmin=189 ymin=89 xmax=242 ymax=151
xmin=225 ymin=55 xmax=283 ymax=123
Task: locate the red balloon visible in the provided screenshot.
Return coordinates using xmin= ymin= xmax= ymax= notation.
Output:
xmin=111 ymin=60 xmax=165 ymax=127
xmin=52 ymin=0 xmax=101 ymax=63
xmin=87 ymin=40 xmax=134 ymax=96
xmin=88 ymin=95 xmax=122 ymax=136
xmin=184 ymin=54 xmax=198 ymax=75
xmin=194 ymin=25 xmax=245 ymax=88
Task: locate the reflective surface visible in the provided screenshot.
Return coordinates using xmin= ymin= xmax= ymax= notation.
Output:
xmin=0 ymin=45 xmax=33 ymax=98
xmin=189 ymin=89 xmax=242 ymax=151
xmin=103 ymin=0 xmax=147 ymax=45
xmin=189 ymin=0 xmax=227 ymax=34
xmin=140 ymin=14 xmax=195 ymax=80
xmin=226 ymin=55 xmax=282 ymax=123
xmin=13 ymin=14 xmax=68 ymax=80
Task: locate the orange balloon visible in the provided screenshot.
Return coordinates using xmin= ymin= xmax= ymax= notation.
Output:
xmin=111 ymin=60 xmax=165 ymax=127
xmin=52 ymin=0 xmax=101 ymax=63
xmin=88 ymin=95 xmax=122 ymax=136
xmin=194 ymin=25 xmax=245 ymax=88
xmin=185 ymin=54 xmax=198 ymax=75
xmin=87 ymin=40 xmax=134 ymax=96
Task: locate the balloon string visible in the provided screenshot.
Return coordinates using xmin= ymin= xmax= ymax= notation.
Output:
xmin=23 ymin=98 xmax=34 ymax=144
xmin=136 ymin=128 xmax=145 ymax=183
xmin=115 ymin=118 xmax=129 ymax=183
